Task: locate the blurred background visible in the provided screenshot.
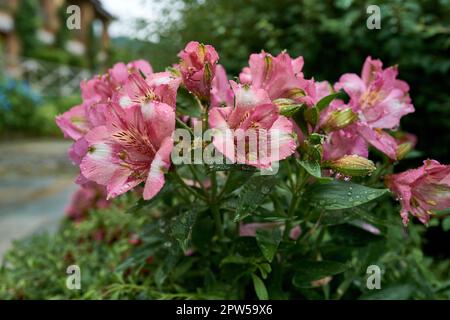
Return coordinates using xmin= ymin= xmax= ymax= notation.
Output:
xmin=0 ymin=0 xmax=449 ymax=258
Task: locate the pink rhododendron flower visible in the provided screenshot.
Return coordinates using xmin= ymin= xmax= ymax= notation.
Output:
xmin=239 ymin=51 xmax=316 ymax=105
xmin=177 ymin=41 xmax=219 ymax=101
xmin=209 ymin=82 xmax=296 ymax=168
xmin=335 ymin=56 xmax=414 ymax=159
xmin=80 ymin=102 xmax=175 ymax=200
xmin=210 ymin=64 xmax=234 ymax=108
xmin=65 ymin=182 xmax=110 ymax=222
xmin=385 ymin=160 xmax=450 ymax=225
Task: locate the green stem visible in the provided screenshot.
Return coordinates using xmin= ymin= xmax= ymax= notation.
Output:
xmin=176 ymin=117 xmax=194 ymax=135
xmin=217 ymin=170 xmax=233 ymax=201
xmin=210 ymin=170 xmax=224 ymax=238
xmin=200 ymin=99 xmax=224 ymax=239
xmin=283 ymin=166 xmax=308 ymax=240
xmin=171 ymin=167 xmax=207 ymax=201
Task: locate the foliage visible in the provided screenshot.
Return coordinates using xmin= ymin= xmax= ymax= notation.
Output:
xmin=1 ymin=175 xmax=450 ymax=299
xmin=0 ymin=77 xmax=42 ymax=135
xmin=14 ymin=0 xmax=40 ymax=56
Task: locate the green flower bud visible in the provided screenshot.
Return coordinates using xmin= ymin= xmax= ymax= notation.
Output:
xmin=396 ymin=142 xmax=413 ymax=160
xmin=273 ymin=98 xmax=302 ymax=117
xmin=322 ymin=108 xmax=358 ymax=132
xmin=323 ymin=155 xmax=376 ymax=177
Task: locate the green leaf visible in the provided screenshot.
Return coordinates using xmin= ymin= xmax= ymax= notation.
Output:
xmin=191 ymin=215 xmax=215 ymax=252
xmin=220 ymin=170 xmax=255 ymax=196
xmin=176 ymin=88 xmax=202 ymax=117
xmin=304 ymin=181 xmax=389 ymax=210
xmin=299 ymin=159 xmax=321 ymax=178
xmin=321 ymin=209 xmax=359 ymax=225
xmin=359 ymin=284 xmax=414 ymax=300
xmin=256 ymin=228 xmax=282 ymax=262
xmin=316 ymin=90 xmax=348 ymax=111
xmin=292 ymin=104 xmax=308 ymax=136
xmin=304 ymin=106 xmax=319 ymax=126
xmin=170 ymin=209 xmax=198 ymax=252
xmin=126 ymin=182 xmax=173 ymax=214
xmin=234 ymin=175 xmax=278 ymax=222
xmin=443 ymin=217 xmax=450 ymax=231
xmin=293 ymin=260 xmax=348 ymax=287
xmin=251 ymin=274 xmax=269 ymax=300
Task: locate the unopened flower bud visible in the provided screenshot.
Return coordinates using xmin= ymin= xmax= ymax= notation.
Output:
xmin=396 ymin=142 xmax=413 ymax=160
xmin=273 ymin=98 xmax=302 ymax=117
xmin=285 ymin=88 xmax=306 ymax=100
xmin=323 ymin=154 xmax=376 ymax=177
xmin=322 ymin=108 xmax=358 ymax=132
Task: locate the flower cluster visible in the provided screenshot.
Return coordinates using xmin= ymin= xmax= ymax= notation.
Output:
xmin=57 ymin=41 xmax=450 ymax=225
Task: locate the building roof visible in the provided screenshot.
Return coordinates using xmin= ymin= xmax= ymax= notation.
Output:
xmin=91 ymin=0 xmax=115 ymax=21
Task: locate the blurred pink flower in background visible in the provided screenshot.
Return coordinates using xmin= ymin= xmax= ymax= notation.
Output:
xmin=65 ymin=182 xmax=110 ymax=222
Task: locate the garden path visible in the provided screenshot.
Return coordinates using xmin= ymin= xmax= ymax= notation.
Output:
xmin=0 ymin=139 xmax=77 ymax=259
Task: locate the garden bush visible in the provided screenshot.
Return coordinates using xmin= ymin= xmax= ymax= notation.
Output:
xmin=0 ymin=77 xmax=43 ymax=136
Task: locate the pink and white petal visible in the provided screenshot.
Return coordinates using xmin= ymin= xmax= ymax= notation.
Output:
xmin=55 ymin=104 xmax=89 ymax=140
xmin=80 ymin=126 xmax=118 ymax=185
xmin=369 ymin=89 xmax=415 ymax=129
xmin=358 ymin=125 xmax=398 ymax=159
xmin=106 ymin=169 xmax=143 ymax=199
xmin=128 ymin=59 xmax=153 ymax=76
xmin=209 ymin=107 xmax=233 ymax=130
xmin=144 ymin=102 xmax=176 ymax=146
xmin=335 ymin=73 xmax=366 ymax=101
xmin=68 ymin=138 xmax=89 ymax=166
xmin=268 ymin=116 xmax=297 ymax=162
xmin=361 ymin=56 xmax=383 ymax=85
xmin=143 ymin=137 xmax=173 ymax=200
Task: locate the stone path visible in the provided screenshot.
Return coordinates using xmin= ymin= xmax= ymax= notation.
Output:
xmin=0 ymin=139 xmax=78 ymax=259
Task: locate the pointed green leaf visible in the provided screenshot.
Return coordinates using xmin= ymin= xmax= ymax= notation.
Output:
xmin=235 ymin=175 xmax=278 ymax=222
xmin=293 ymin=260 xmax=348 ymax=287
xmin=252 ymin=273 xmax=269 ymax=300
xmin=316 ymin=90 xmax=349 ymax=111
xmin=256 ymin=228 xmax=282 ymax=262
xmin=304 ymin=181 xmax=389 ymax=210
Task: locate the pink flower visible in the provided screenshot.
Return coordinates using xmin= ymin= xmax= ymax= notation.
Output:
xmin=335 ymin=57 xmax=414 ymax=159
xmin=116 ymin=71 xmax=181 ymax=109
xmin=208 ymin=82 xmax=296 ymax=168
xmin=80 ymin=102 xmax=175 ymax=200
xmin=239 ymin=51 xmax=315 ymax=105
xmin=210 ymin=64 xmax=234 ymax=108
xmin=56 ymin=104 xmax=90 ymax=141
xmin=177 ymin=41 xmax=219 ymax=101
xmin=323 ymin=124 xmax=369 ymax=160
xmin=385 ymin=160 xmax=450 ymax=225
xmin=65 ymin=182 xmax=110 ymax=221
